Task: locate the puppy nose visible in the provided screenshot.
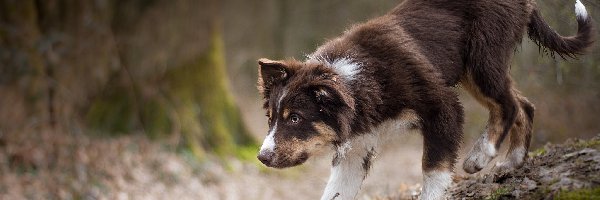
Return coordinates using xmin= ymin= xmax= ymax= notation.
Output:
xmin=257 ymin=151 xmax=275 ymax=165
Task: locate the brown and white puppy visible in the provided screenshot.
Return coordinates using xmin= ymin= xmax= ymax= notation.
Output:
xmin=257 ymin=0 xmax=594 ymax=199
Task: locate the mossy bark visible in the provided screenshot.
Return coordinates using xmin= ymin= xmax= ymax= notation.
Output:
xmin=167 ymin=28 xmax=256 ymax=158
xmin=84 ymin=25 xmax=256 ymax=159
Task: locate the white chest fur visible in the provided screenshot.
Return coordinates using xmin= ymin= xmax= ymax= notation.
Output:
xmin=321 ymin=110 xmax=421 ymax=200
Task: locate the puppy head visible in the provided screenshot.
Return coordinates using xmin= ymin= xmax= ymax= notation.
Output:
xmin=256 ymin=58 xmax=355 ymax=168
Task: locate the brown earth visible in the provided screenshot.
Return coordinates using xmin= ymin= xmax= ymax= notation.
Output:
xmin=378 ymin=134 xmax=600 ymax=200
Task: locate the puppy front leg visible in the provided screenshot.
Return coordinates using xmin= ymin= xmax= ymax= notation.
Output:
xmin=421 ymin=129 xmax=460 ymax=200
xmin=420 ymin=91 xmax=463 ymax=200
xmin=321 ymin=141 xmax=376 ymax=200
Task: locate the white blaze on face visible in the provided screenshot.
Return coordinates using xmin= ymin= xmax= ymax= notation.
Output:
xmin=277 ymin=89 xmax=287 ymax=111
xmin=260 ymin=121 xmax=277 ymax=152
xmin=261 ymin=89 xmax=287 ymax=153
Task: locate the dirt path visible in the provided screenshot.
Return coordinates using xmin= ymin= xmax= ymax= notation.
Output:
xmin=0 ymin=130 xmax=425 ymax=200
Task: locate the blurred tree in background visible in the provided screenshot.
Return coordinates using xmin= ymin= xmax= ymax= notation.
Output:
xmin=0 ymin=0 xmax=256 ymax=159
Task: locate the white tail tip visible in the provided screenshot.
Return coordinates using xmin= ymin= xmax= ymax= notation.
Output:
xmin=575 ymin=0 xmax=588 ymax=19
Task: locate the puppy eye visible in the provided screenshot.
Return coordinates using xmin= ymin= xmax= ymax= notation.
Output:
xmin=290 ymin=114 xmax=301 ymax=123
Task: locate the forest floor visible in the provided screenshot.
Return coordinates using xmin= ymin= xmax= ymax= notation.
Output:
xmin=1 ymin=128 xmax=598 ymax=200
xmin=0 ymin=129 xmax=423 ymax=200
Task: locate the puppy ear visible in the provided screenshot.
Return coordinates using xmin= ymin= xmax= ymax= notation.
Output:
xmin=258 ymin=58 xmax=288 ymax=81
xmin=312 ymin=84 xmax=355 ymax=111
xmin=257 ymin=58 xmax=290 ymax=99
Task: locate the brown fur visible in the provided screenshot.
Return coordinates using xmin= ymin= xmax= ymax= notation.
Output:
xmin=257 ymin=0 xmax=594 ymax=177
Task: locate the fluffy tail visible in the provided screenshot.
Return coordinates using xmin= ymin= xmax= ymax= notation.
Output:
xmin=527 ymin=0 xmax=595 ymax=58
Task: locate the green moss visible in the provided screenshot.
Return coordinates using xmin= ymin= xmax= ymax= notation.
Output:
xmin=140 ymin=99 xmax=172 ymax=139
xmin=85 ymin=84 xmax=174 ymax=139
xmin=530 ymin=185 xmax=553 ymax=200
xmin=235 ymin=144 xmax=260 ymax=161
xmin=86 ymin=87 xmax=135 ymax=135
xmin=530 ymin=147 xmax=547 ymax=157
xmin=555 ymin=187 xmax=600 ymax=200
xmin=485 ymin=186 xmax=511 ymax=200
xmin=574 ymin=139 xmax=600 ymax=149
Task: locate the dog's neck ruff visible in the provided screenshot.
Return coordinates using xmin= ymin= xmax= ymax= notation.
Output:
xmin=306 ymin=55 xmax=361 ymax=81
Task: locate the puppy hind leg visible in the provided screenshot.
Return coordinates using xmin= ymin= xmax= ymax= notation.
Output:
xmin=494 ymin=89 xmax=534 ymax=172
xmin=462 ymin=75 xmax=518 ymax=174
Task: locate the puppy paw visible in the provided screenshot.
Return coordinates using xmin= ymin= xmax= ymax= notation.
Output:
xmin=493 ymin=148 xmax=527 ymax=174
xmin=492 ymin=161 xmax=517 ymax=174
xmin=463 ymin=137 xmax=497 ymax=174
xmin=463 ymin=151 xmax=494 ymax=174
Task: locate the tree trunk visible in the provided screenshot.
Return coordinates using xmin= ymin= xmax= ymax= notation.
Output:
xmin=0 ymin=0 xmax=256 ymax=159
xmin=168 ymin=27 xmax=256 ymax=157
